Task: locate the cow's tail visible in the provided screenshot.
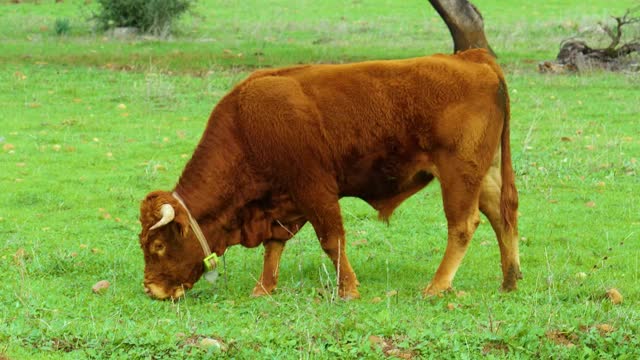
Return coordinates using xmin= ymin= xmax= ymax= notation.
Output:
xmin=497 ymin=78 xmax=518 ymax=232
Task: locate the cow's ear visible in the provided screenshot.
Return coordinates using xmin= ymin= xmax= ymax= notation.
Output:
xmin=140 ymin=190 xmax=189 ymax=237
xmin=174 ymin=208 xmax=190 ymax=239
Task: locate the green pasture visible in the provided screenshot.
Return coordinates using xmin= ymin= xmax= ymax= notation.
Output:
xmin=1 ymin=0 xmax=639 ymax=358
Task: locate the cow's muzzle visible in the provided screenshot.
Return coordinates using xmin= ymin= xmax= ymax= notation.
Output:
xmin=144 ymin=282 xmax=192 ymax=300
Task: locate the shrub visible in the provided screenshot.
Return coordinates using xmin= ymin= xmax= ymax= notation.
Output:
xmin=54 ymin=18 xmax=71 ymax=36
xmin=94 ymin=0 xmax=195 ymax=36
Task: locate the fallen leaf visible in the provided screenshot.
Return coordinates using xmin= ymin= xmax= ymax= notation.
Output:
xmin=14 ymin=71 xmax=27 ymax=80
xmin=446 ymin=303 xmax=456 ymax=310
xmin=595 ymin=324 xmax=614 ymax=335
xmin=386 ymin=290 xmax=398 ymax=297
xmin=369 ymin=335 xmax=385 ymax=346
xmin=585 ymin=201 xmax=596 ymax=208
xmin=117 ymin=103 xmax=126 ymax=110
xmin=606 ymin=288 xmax=623 ymax=304
xmin=3 ymin=143 xmax=15 ymax=151
xmin=352 ymin=239 xmax=368 ymax=246
xmin=92 ymin=280 xmax=110 ymax=294
xmin=13 ymin=248 xmax=27 ymax=265
xmin=561 ymin=136 xmax=572 ymax=142
xmin=371 ymin=297 xmax=382 ymax=304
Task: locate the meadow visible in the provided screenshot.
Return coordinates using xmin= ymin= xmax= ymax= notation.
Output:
xmin=1 ymin=0 xmax=639 ymax=358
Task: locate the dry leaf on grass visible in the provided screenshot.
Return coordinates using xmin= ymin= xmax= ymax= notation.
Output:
xmin=606 ymin=288 xmax=623 ymax=304
xmin=595 ymin=324 xmax=614 ymax=335
xmin=92 ymin=280 xmax=110 ymax=294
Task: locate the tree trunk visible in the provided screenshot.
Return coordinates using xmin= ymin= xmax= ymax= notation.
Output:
xmin=428 ymin=0 xmax=495 ymax=57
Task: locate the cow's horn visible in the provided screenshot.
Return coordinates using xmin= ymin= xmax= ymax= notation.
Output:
xmin=149 ymin=204 xmax=175 ymax=230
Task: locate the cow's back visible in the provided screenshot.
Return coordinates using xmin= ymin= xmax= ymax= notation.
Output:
xmin=231 ymin=49 xmax=504 ymax=194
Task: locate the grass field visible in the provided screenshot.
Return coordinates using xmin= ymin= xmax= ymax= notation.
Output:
xmin=1 ymin=0 xmax=639 ymax=358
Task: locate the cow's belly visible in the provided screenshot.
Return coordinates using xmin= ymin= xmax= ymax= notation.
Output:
xmin=338 ymin=151 xmax=436 ymax=205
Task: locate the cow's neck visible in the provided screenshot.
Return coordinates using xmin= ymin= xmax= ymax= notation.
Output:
xmin=172 ymin=97 xmax=268 ymax=253
xmin=174 ymin=96 xmax=243 ymax=220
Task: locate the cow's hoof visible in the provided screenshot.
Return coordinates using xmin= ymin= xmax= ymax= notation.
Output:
xmin=339 ymin=288 xmax=361 ymax=300
xmin=500 ymin=282 xmax=518 ymax=293
xmin=251 ymin=284 xmax=275 ymax=297
xmin=500 ymin=265 xmax=521 ymax=292
xmin=422 ymin=283 xmax=452 ymax=297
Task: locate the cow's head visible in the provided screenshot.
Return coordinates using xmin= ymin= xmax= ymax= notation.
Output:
xmin=138 ymin=191 xmax=209 ymax=300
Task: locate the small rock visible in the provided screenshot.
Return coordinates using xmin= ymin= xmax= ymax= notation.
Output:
xmin=92 ymin=280 xmax=110 ymax=294
xmin=200 ymin=337 xmax=227 ymax=351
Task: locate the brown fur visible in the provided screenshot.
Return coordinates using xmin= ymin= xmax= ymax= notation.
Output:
xmin=138 ymin=49 xmax=520 ymax=300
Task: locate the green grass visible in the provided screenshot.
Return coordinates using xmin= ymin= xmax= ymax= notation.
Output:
xmin=1 ymin=0 xmax=639 ymax=358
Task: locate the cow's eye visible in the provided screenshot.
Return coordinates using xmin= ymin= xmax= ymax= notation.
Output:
xmin=152 ymin=241 xmax=166 ymax=255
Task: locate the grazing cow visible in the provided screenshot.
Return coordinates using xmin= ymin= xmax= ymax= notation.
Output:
xmin=138 ymin=48 xmax=521 ymax=300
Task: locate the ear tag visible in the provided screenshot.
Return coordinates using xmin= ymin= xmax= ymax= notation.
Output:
xmin=203 ymin=253 xmax=220 ymax=284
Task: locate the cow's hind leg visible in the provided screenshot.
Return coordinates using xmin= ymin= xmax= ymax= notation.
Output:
xmin=424 ymin=162 xmax=483 ymax=296
xmin=252 ymin=239 xmax=286 ymax=297
xmin=294 ymin=186 xmax=360 ymax=300
xmin=479 ymin=157 xmax=522 ymax=291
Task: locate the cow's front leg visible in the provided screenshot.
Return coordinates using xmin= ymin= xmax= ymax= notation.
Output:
xmin=294 ymin=187 xmax=360 ymax=300
xmin=252 ymin=239 xmax=286 ymax=297
xmin=320 ymin=234 xmax=360 ymax=300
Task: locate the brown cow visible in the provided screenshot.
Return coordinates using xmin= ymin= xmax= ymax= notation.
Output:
xmin=138 ymin=48 xmax=521 ymax=300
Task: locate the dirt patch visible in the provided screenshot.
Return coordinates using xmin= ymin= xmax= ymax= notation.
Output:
xmin=545 ymin=330 xmax=578 ymax=347
xmin=482 ymin=340 xmax=509 ymax=355
xmin=369 ymin=335 xmax=415 ymax=359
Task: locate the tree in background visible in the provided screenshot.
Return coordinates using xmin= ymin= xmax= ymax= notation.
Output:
xmin=428 ymin=0 xmax=495 ymax=57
